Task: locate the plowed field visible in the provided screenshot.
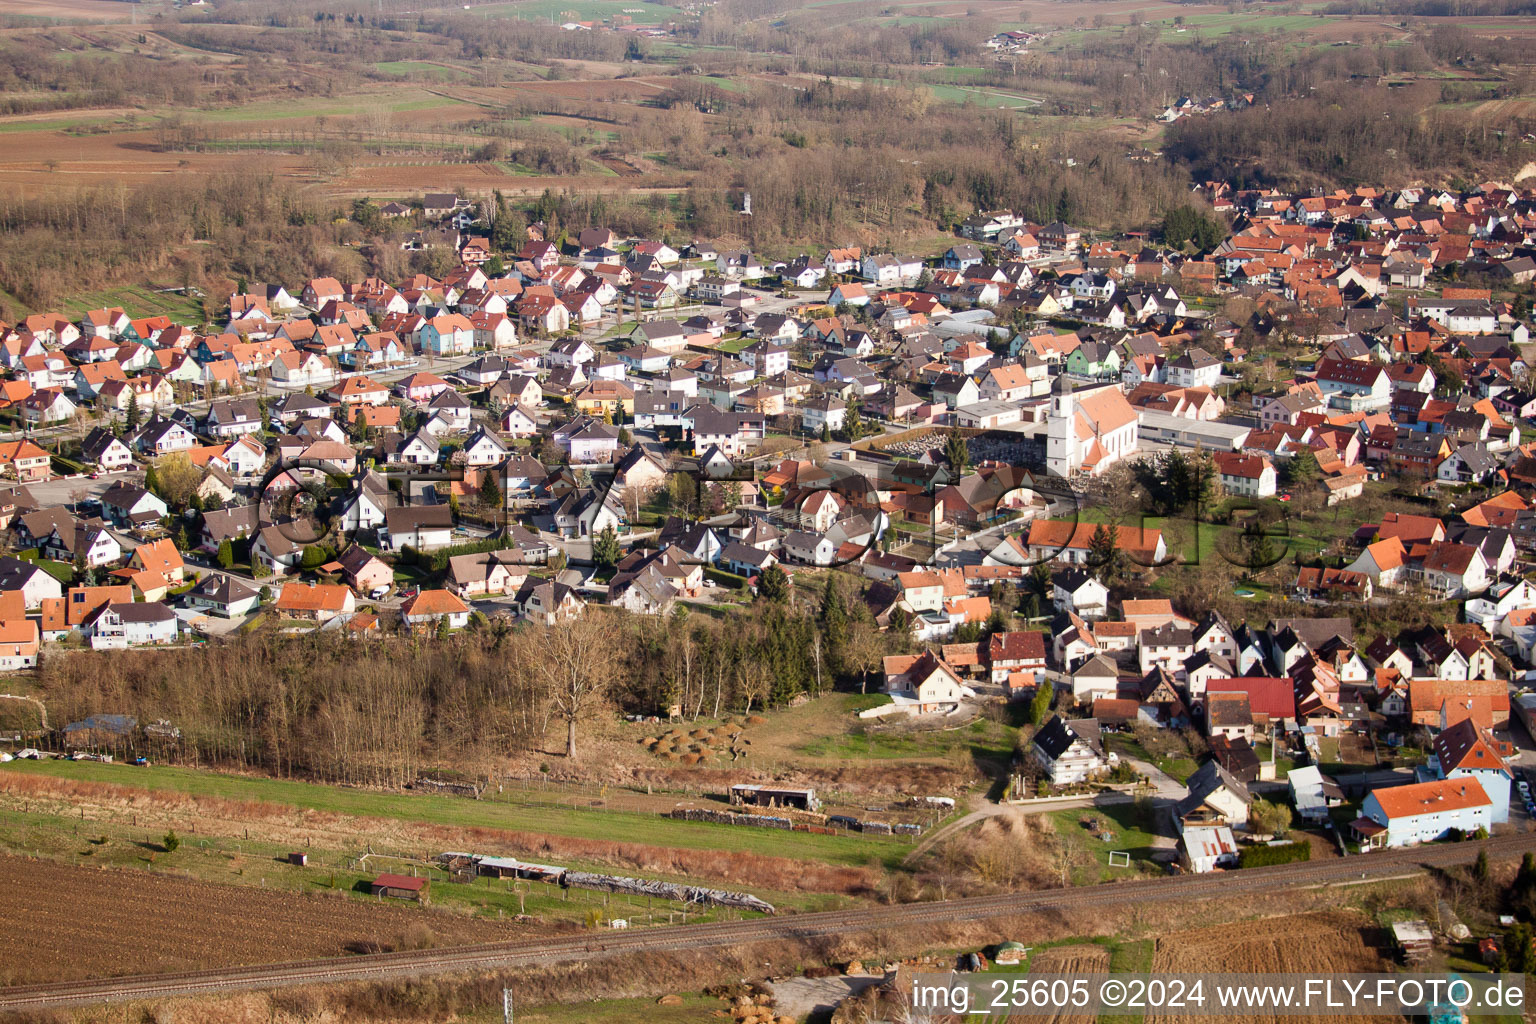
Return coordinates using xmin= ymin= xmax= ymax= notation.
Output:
xmin=1029 ymin=944 xmax=1111 ymax=1024
xmin=1146 ymin=911 xmax=1393 ymax=1024
xmin=0 ymin=856 xmax=534 ymax=985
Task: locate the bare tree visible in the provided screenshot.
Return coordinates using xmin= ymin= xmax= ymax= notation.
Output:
xmin=535 ymin=616 xmax=620 ymax=759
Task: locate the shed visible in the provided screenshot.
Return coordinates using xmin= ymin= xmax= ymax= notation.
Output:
xmin=730 ymin=784 xmax=819 ymax=811
xmin=371 ymin=873 xmax=427 ymax=900
xmin=1391 ymin=919 xmax=1433 ymax=961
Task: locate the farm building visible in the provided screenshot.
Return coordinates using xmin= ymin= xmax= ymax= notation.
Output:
xmin=370 ymin=873 xmax=427 ymax=900
xmin=729 ymin=784 xmax=819 ymax=811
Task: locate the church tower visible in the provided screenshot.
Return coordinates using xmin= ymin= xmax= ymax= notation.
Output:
xmin=1046 ymin=372 xmax=1074 ymax=479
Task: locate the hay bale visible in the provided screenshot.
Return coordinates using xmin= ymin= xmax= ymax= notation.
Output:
xmin=656 ymin=994 xmax=684 ymax=1006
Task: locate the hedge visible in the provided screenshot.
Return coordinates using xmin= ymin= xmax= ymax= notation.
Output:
xmin=704 ymin=567 xmax=748 ymax=589
xmin=1237 ymin=840 xmax=1311 ymax=868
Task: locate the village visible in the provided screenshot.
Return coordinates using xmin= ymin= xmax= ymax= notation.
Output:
xmin=0 ymin=178 xmax=1533 ymax=887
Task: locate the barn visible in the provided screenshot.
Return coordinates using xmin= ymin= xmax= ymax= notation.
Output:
xmin=370 ymin=873 xmax=427 ymax=900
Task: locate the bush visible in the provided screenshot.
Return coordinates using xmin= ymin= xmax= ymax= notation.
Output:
xmin=162 ymin=829 xmax=180 ymax=853
xmin=1237 ymin=841 xmax=1310 ymax=868
xmin=704 ymin=567 xmax=747 ymax=589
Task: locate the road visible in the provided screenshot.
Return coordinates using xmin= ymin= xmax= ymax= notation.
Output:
xmin=0 ymin=833 xmax=1527 ymax=1011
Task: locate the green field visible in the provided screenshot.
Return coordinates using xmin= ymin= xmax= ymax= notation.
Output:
xmin=187 ymin=93 xmax=455 ymax=124
xmin=373 ymin=60 xmax=472 ymax=81
xmin=447 ymin=0 xmax=679 ymax=24
xmin=925 ymin=83 xmax=1041 ymax=109
xmin=54 ymin=283 xmax=205 ymax=323
xmin=0 ymin=759 xmax=910 ymax=869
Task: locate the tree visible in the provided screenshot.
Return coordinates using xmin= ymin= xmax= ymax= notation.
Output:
xmin=944 ymin=427 xmax=970 ymax=476
xmin=479 ymin=473 xmax=502 ymax=510
xmin=162 ymin=829 xmax=179 ymax=853
xmin=819 ymin=574 xmax=849 ymax=651
xmin=1087 ymin=523 xmax=1121 ymax=583
xmin=592 ymin=524 xmax=622 ymax=569
xmin=1248 ymin=798 xmax=1293 ymax=837
xmin=1028 ymin=679 xmax=1054 ymax=724
xmin=1475 ymin=848 xmax=1490 ymax=885
xmin=536 ymin=617 xmax=620 ymax=760
xmin=757 ymin=564 xmax=790 ymax=603
xmin=216 ymin=539 xmax=234 ymax=570
xmin=1161 ymin=205 xmax=1225 ymax=251
xmin=123 ymin=390 xmax=141 ymax=432
xmin=149 ymin=452 xmax=202 ymax=509
xmin=1282 ymin=448 xmax=1319 ymax=488
xmin=300 ymin=545 xmax=329 ymax=570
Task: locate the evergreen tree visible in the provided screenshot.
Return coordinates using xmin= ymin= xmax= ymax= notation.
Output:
xmin=124 ymin=390 xmax=140 ymax=432
xmin=944 ymin=427 xmax=970 ymax=476
xmin=1088 ymin=523 xmax=1121 ymax=583
xmin=819 ymin=575 xmax=849 ymax=650
xmin=1475 ymin=848 xmax=1490 ymax=884
xmin=480 ymin=473 xmax=502 ymax=509
xmin=1029 ymin=679 xmax=1054 ymax=724
xmin=216 ymin=538 xmax=234 ymax=570
xmin=592 ymin=524 xmax=622 ymax=569
xmin=1283 ymin=448 xmax=1320 ymax=488
xmin=757 ymin=564 xmax=789 ymax=603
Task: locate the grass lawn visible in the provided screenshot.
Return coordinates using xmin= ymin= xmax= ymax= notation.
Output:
xmin=714 ymin=336 xmax=753 ymax=355
xmin=478 ymin=994 xmax=724 ymax=1023
xmin=1046 ymin=801 xmax=1165 ymax=886
xmin=1105 ymin=734 xmax=1197 ymax=784
xmin=0 ymin=759 xmax=907 ymax=869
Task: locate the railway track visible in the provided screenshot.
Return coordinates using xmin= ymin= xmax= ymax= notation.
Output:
xmin=1 ymin=834 xmax=1529 ymax=1011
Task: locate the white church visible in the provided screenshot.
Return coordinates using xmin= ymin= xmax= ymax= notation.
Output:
xmin=1045 ymin=374 xmax=1140 ymax=478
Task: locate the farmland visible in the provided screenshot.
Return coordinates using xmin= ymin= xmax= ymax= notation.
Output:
xmin=0 ymin=855 xmax=534 ymax=986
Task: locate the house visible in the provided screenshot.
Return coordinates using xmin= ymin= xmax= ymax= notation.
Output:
xmin=381 ymin=506 xmax=455 ymax=552
xmin=1432 ymin=717 xmax=1512 ymax=823
xmin=185 ymin=573 xmax=261 ymax=618
xmin=86 ymin=602 xmax=178 ymax=648
xmin=0 ymin=556 xmax=61 ymax=609
xmin=986 ymin=630 xmax=1047 ymax=684
xmin=336 ymin=545 xmax=394 ymax=596
xmin=1212 ymin=452 xmax=1276 ymax=498
xmin=447 ymin=551 xmax=530 ymax=597
xmin=1052 ymin=568 xmax=1109 ymax=618
xmin=100 ymin=482 xmax=168 ymax=528
xmin=42 ymin=520 xmax=121 ymax=569
xmin=513 ymin=578 xmax=585 ymax=625
xmin=0 ymin=618 xmax=40 ymax=670
xmin=275 ymin=582 xmax=355 ymax=622
xmin=1032 ymin=715 xmax=1112 ymax=785
xmin=79 ymin=428 xmax=135 ymax=473
xmin=1355 ymin=777 xmax=1491 ymax=849
xmin=1176 ymin=759 xmax=1251 ymax=827
xmin=132 ymin=416 xmax=198 ymax=456
xmin=1165 ymin=348 xmax=1222 ymax=389
xmin=400 ymin=589 xmax=470 ymax=630
xmin=0 ymin=440 xmax=52 ymax=483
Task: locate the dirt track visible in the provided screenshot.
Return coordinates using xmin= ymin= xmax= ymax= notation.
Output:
xmin=0 ymin=856 xmax=533 ymax=986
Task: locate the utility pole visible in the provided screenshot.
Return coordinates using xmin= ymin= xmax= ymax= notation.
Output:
xmin=502 ymin=988 xmax=514 ymax=1024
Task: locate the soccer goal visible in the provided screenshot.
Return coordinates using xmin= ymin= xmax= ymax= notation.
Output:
xmin=1107 ymin=851 xmax=1131 ymax=868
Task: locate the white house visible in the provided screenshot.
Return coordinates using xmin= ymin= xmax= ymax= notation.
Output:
xmin=1032 ymin=715 xmax=1113 ymax=785
xmin=86 ymin=602 xmax=178 ymax=648
xmin=1356 ymin=777 xmax=1491 ymax=849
